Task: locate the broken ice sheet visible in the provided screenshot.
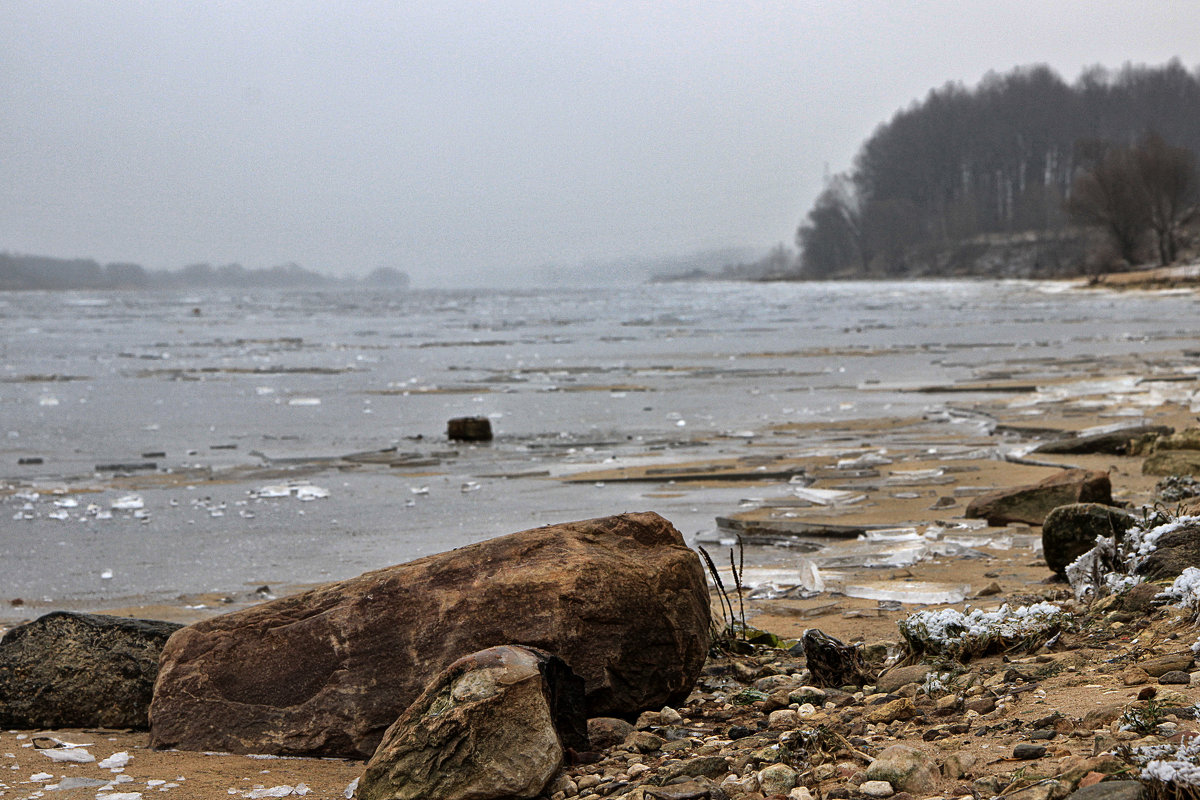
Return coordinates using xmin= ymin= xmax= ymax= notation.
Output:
xmin=250 ymin=483 xmax=330 ymax=501
xmin=110 ymin=494 xmax=144 ymax=510
xmin=39 ymin=747 xmax=94 ymax=763
xmin=737 ymin=562 xmax=826 ymax=598
xmin=843 ymin=580 xmax=969 ymax=605
xmin=792 ymin=487 xmax=866 ymax=506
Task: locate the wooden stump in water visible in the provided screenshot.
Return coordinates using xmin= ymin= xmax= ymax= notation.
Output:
xmin=448 ymin=416 xmax=493 ymax=442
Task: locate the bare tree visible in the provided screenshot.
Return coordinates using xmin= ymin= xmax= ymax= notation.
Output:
xmin=1067 ymin=133 xmax=1199 ymax=266
xmin=1066 ymin=145 xmax=1150 ymax=265
xmin=1135 ymin=132 xmax=1199 ymax=264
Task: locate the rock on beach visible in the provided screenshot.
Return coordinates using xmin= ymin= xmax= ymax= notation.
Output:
xmin=0 ymin=611 xmax=181 ymax=730
xmin=355 ymin=645 xmax=582 ymax=800
xmin=965 ymin=468 xmax=1112 ymax=526
xmin=150 ymin=512 xmax=710 ymax=758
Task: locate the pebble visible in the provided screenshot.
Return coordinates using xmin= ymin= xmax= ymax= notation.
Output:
xmin=859 ymin=780 xmax=896 ymax=797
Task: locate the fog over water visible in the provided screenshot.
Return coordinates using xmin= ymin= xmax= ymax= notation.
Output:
xmin=4 ymin=3 xmax=1200 ymax=286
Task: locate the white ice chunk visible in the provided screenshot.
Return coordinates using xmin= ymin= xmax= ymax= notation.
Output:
xmin=792 ymin=487 xmax=866 ymax=506
xmin=293 ymin=485 xmax=329 ymax=501
xmin=344 ymin=778 xmax=360 ymax=799
xmin=247 ymin=786 xmax=297 ymax=798
xmin=844 ymin=580 xmax=969 ymax=605
xmin=110 ymin=495 xmax=144 ymax=510
xmin=98 ymin=751 xmax=129 ymax=769
xmin=287 ymin=398 xmax=321 ymax=406
xmin=40 ymin=747 xmax=94 ymax=763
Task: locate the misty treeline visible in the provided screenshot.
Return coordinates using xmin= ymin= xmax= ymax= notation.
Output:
xmin=797 ymin=61 xmax=1200 ymax=278
xmin=0 ymin=253 xmax=409 ymax=291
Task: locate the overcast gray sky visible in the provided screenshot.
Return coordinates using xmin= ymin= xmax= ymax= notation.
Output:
xmin=4 ymin=2 xmax=1200 ymax=288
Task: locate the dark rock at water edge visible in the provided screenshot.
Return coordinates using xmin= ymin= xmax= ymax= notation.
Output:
xmin=1135 ymin=519 xmax=1200 ymax=582
xmin=965 ymin=469 xmax=1111 ymax=526
xmin=1033 ymin=425 xmax=1172 ymax=456
xmin=150 ymin=512 xmax=710 ymax=758
xmin=356 ymin=645 xmax=584 ymax=800
xmin=0 ymin=611 xmax=181 ymax=729
xmin=1042 ymin=503 xmax=1137 ymax=577
xmin=447 ymin=416 xmax=493 ymax=442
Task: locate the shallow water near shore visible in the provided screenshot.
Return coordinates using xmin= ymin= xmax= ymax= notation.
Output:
xmin=3 ymin=279 xmax=1200 ymax=625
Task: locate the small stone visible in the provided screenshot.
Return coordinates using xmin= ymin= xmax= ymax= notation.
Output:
xmin=1160 ymin=670 xmax=1191 ymax=685
xmin=976 ymin=581 xmax=1003 ymax=597
xmin=1141 ymin=653 xmax=1194 ymax=678
xmin=768 ymin=709 xmax=799 ymax=729
xmin=758 ymin=763 xmax=798 ymax=795
xmin=1121 ymin=667 xmax=1150 ymax=686
xmin=1013 ymin=743 xmax=1047 ymax=760
xmin=964 ymin=696 xmax=995 ymax=714
xmin=659 ymin=706 xmax=684 ymax=725
xmin=875 ymin=665 xmax=932 ymax=695
xmin=860 ymin=780 xmax=895 ymax=797
xmin=1065 ymin=780 xmax=1145 ymax=800
xmin=864 ymin=698 xmax=919 ymax=724
xmin=790 ymin=788 xmax=816 ymax=800
xmin=626 ymin=730 xmax=665 ymax=753
xmin=589 ymin=717 xmax=635 ymax=750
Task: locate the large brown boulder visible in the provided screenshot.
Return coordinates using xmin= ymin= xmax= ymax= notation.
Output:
xmin=965 ymin=469 xmax=1111 ymax=526
xmin=355 ymin=646 xmax=582 ymax=800
xmin=150 ymin=512 xmax=709 ymax=758
xmin=0 ymin=612 xmax=181 ymax=730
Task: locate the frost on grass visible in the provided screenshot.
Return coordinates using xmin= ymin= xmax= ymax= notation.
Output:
xmin=1132 ymin=740 xmax=1200 ymax=800
xmin=1157 ymin=567 xmax=1200 ymax=622
xmin=898 ymin=602 xmax=1067 ymax=661
xmin=1066 ymin=514 xmax=1200 ymax=603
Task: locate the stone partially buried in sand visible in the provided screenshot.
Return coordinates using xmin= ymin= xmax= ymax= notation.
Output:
xmin=965 ymin=468 xmax=1111 ymax=526
xmin=0 ymin=611 xmax=181 ymax=730
xmin=150 ymin=512 xmax=710 ymax=758
xmin=356 ymin=645 xmax=583 ymax=800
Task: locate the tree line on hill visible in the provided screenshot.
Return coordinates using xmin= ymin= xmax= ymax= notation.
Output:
xmin=0 ymin=253 xmax=409 ymax=291
xmin=793 ymin=60 xmax=1200 ymax=280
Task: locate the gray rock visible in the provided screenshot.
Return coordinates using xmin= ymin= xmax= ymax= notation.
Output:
xmin=1140 ymin=652 xmax=1195 ymax=677
xmin=875 ymin=664 xmax=932 ymax=694
xmin=863 ymin=745 xmax=938 ymax=795
xmin=1066 ymin=781 xmax=1144 ymax=800
xmin=587 ymin=717 xmax=634 ymax=750
xmin=758 ymin=763 xmax=798 ymax=795
xmin=1160 ymin=670 xmax=1192 ymax=684
xmin=859 ymin=780 xmax=895 ymax=798
xmin=1013 ymin=743 xmax=1046 ymax=759
xmin=355 ymin=645 xmax=582 ymax=800
xmin=0 ymin=611 xmax=181 ymax=729
xmin=1041 ymin=504 xmax=1136 ymax=577
xmin=151 ymin=512 xmax=708 ymax=758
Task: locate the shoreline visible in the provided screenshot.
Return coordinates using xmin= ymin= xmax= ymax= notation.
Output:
xmin=5 ymin=370 xmax=1200 ymax=798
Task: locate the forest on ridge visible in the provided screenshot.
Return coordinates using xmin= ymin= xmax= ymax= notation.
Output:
xmin=793 ymin=60 xmax=1200 ymax=280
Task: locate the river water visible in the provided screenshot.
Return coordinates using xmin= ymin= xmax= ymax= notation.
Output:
xmin=2 ymin=280 xmax=1199 ymax=615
